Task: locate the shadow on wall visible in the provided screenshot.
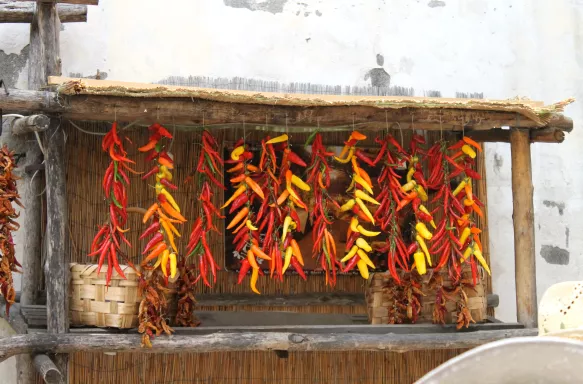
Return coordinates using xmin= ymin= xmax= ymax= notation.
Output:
xmin=0 ymin=45 xmax=29 ymax=88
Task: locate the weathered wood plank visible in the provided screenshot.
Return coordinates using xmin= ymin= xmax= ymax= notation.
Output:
xmin=33 ymin=354 xmax=62 ymax=384
xmin=510 ymin=128 xmax=538 ymax=328
xmin=466 ymin=126 xmax=568 ymax=143
xmin=0 ymin=328 xmax=538 ymax=361
xmin=0 ymin=2 xmax=87 ymax=23
xmin=0 ymin=89 xmax=574 ymax=134
xmin=10 ymin=114 xmax=50 ymax=135
xmin=196 ymin=293 xmax=366 ymax=307
xmin=15 ymin=0 xmax=98 ymax=5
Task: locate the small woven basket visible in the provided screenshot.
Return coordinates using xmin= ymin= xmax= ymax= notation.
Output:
xmin=69 ymin=263 xmax=178 ymax=329
xmin=365 ymin=267 xmax=487 ymax=325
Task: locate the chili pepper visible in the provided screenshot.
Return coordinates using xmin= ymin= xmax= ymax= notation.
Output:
xmin=142 ymin=242 xmax=167 ymax=264
xmin=413 ymin=251 xmax=426 ymax=275
xmin=343 ymin=255 xmax=360 ymax=273
xmin=96 ymin=239 xmax=111 ymax=274
xmin=245 ymin=177 xmax=265 ymax=199
xmin=142 ymin=203 xmax=159 ymax=223
xmin=250 ymin=267 xmax=260 ymax=294
xmin=237 ymin=259 xmax=251 ymax=284
xmin=290 ymin=257 xmax=306 ymax=280
xmin=199 ymin=255 xmax=210 ymax=287
xmin=222 ymin=184 xmax=246 ymax=209
xmin=142 ymin=232 xmax=164 ymax=254
xmin=161 ymin=201 xmax=187 ymax=222
xmin=265 ymin=134 xmax=288 ymax=144
xmin=227 ymin=207 xmax=249 ymax=230
xmin=159 ymin=178 xmax=178 ymax=191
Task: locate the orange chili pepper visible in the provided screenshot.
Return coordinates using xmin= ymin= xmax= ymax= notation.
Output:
xmin=463 ymin=136 xmax=483 ymax=152
xmin=251 ymin=245 xmax=272 ymax=260
xmin=227 ymin=163 xmax=244 ymax=173
xmin=158 ymin=157 xmax=174 ymax=169
xmin=116 ymin=226 xmax=130 ymax=233
xmin=227 ymin=207 xmax=249 ymax=229
xmin=161 ymin=201 xmax=187 ymax=222
xmin=470 ymin=227 xmax=482 ymax=234
xmin=290 ymin=239 xmax=304 ymax=266
xmin=318 ymin=173 xmax=326 ymax=189
xmin=357 ymin=168 xmax=373 ymax=188
xmin=267 ymin=169 xmax=280 ymax=185
xmin=350 ymin=131 xmax=367 ymax=141
xmin=247 ymin=164 xmax=260 ymax=173
xmin=326 ymin=230 xmax=336 ymax=258
xmin=142 ymin=203 xmax=159 ymax=223
xmin=156 ymin=208 xmax=182 ymax=224
xmin=277 ymin=190 xmax=290 ymax=205
xmin=473 ymin=233 xmax=483 ymax=252
xmin=138 ymin=139 xmax=158 ymax=152
xmin=247 ymin=249 xmax=259 ymax=269
xmin=245 ymin=177 xmax=265 ymax=200
xmin=472 ymin=203 xmax=484 ymax=218
xmin=142 ymin=242 xmax=167 ymax=264
xmin=232 ymin=216 xmax=248 ymax=234
xmin=230 ymin=174 xmax=246 ymax=184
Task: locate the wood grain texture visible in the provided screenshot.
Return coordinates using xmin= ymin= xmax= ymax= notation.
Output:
xmin=510 ymin=128 xmax=538 ymax=328
xmin=0 ymin=1 xmax=87 ymax=23
xmin=33 ymin=354 xmax=62 ymax=384
xmin=0 ymin=328 xmax=537 ymax=362
xmin=10 ymin=114 xmax=50 ymax=135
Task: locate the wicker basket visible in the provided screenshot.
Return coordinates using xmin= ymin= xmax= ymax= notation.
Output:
xmin=69 ymin=263 xmax=178 ymax=329
xmin=365 ymin=267 xmax=487 ymax=325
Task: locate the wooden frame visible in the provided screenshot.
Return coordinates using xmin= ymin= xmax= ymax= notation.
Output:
xmin=0 ymin=2 xmax=574 ymax=382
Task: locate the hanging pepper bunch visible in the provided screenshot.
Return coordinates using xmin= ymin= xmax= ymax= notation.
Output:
xmin=139 ymin=123 xmax=185 ymax=280
xmin=336 ymin=131 xmax=380 ymax=280
xmin=89 ymin=122 xmax=135 ymax=286
xmin=275 ymin=134 xmax=310 ymax=280
xmin=305 ymin=132 xmax=341 ymax=286
xmin=137 ymin=273 xmax=174 ymax=347
xmin=174 ymin=260 xmax=201 ymax=327
xmin=222 ymin=138 xmax=268 ymax=294
xmin=184 ymin=130 xmax=225 ymax=287
xmin=0 ymin=146 xmax=22 ymax=315
xmin=372 ymin=135 xmax=410 ymax=283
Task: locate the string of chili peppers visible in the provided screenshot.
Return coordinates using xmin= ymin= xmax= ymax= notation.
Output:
xmin=305 ymin=132 xmax=341 ymax=286
xmin=276 ymin=134 xmax=310 ymax=280
xmin=184 ymin=130 xmax=225 ymax=287
xmin=139 ymin=123 xmax=185 ymax=278
xmin=373 ymin=134 xmax=410 ymax=284
xmin=0 ymin=145 xmax=22 ymax=315
xmin=336 ymin=131 xmax=380 ymax=280
xmin=89 ymin=122 xmax=136 ymax=286
xmin=223 ymin=137 xmax=267 ymax=294
xmin=137 ymin=123 xmax=184 ymax=346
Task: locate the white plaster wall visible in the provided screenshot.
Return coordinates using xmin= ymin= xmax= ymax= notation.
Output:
xmin=1 ymin=0 xmax=582 ymax=322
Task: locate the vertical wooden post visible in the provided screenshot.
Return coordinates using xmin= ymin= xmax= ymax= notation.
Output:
xmin=28 ymin=2 xmax=68 ymax=383
xmin=510 ymin=128 xmax=538 ymax=328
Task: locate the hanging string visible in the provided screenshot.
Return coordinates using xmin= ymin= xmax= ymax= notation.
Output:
xmin=439 ymin=112 xmax=443 ymax=141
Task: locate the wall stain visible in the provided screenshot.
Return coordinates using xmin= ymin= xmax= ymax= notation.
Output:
xmin=315 ymin=10 xmax=322 ymax=16
xmin=493 ymin=153 xmax=503 ymax=173
xmin=566 ymin=227 xmax=570 ymax=248
xmin=540 ymin=245 xmax=569 ymax=265
xmin=428 ymin=0 xmax=446 ymax=7
xmin=0 ymin=45 xmax=30 ymax=88
xmin=224 ymin=0 xmax=288 ymax=14
xmin=543 ymin=200 xmax=565 ymax=215
xmin=364 ymin=54 xmax=391 ymax=88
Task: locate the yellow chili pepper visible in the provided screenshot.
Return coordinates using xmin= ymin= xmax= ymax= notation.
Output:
xmin=334 ymin=147 xmax=355 ymax=163
xmin=406 ymin=167 xmax=415 ymax=183
xmin=419 ymin=205 xmax=436 ymax=228
xmin=350 ymin=217 xmax=360 ymax=233
xmin=160 ymin=249 xmax=170 ymax=276
xmin=453 ymin=178 xmax=468 ymax=197
xmin=159 ymin=188 xmax=180 ymax=212
xmin=281 ymin=215 xmax=292 ymax=242
xmin=461 ymin=246 xmax=472 ymax=262
xmin=356 ymin=259 xmax=370 ymax=279
xmin=416 ymin=235 xmax=432 ymax=266
xmin=340 ymin=199 xmax=356 ymax=212
xmin=458 ymin=227 xmax=471 ymax=245
xmin=152 ymin=254 xmax=163 ymax=269
xmin=230 ymin=146 xmax=245 ymax=161
xmin=473 ymin=243 xmax=491 ymax=275
xmin=159 ymin=165 xmax=172 ymax=181
xmin=355 ymin=238 xmax=372 ymax=253
xmin=355 ymin=190 xmax=380 ymax=205
xmin=161 ymin=220 xmax=178 ymax=252
xmin=401 ymin=180 xmax=417 ymax=193
xmin=357 ymin=249 xmax=375 ymax=269
xmin=355 ymin=198 xmax=375 ymax=224
xmin=250 ymin=267 xmax=260 ymax=294
xmin=341 ymin=245 xmax=359 ymax=263
xmin=354 ymin=174 xmax=373 ymax=194
xmin=291 ymin=174 xmax=311 ymax=191
xmin=169 ymin=253 xmax=177 ymax=278
xmin=415 ymin=185 xmax=428 ymax=202
xmin=415 ymin=222 xmax=433 ymax=240
xmin=413 ymin=251 xmax=427 ymax=275
xmin=266 ymin=134 xmax=289 ymax=144
xmin=221 ymin=184 xmax=246 ymax=209
xmin=356 ymin=225 xmax=380 ymax=237
xmin=462 ymin=144 xmax=477 ymax=159
xmin=282 ymin=246 xmax=293 ymax=274
xmin=246 ymin=220 xmax=258 ymax=231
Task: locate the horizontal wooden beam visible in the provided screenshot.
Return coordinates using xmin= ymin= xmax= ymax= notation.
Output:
xmin=0 ymin=327 xmax=537 ymax=361
xmin=196 ymin=293 xmax=366 ymax=307
xmin=0 ymin=1 xmax=87 ymax=23
xmin=0 ymin=89 xmax=573 ymax=136
xmin=10 ymin=114 xmax=50 ymax=135
xmin=466 ymin=127 xmax=567 ymax=144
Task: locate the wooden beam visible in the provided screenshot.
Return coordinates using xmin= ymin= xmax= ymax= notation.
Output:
xmin=466 ymin=127 xmax=568 ymax=144
xmin=196 ymin=293 xmax=366 ymax=307
xmin=33 ymin=354 xmax=62 ymax=384
xmin=10 ymin=114 xmax=50 ymax=135
xmin=0 ymin=328 xmax=537 ymax=361
xmin=0 ymin=2 xmax=87 ymax=23
xmin=0 ymin=89 xmax=574 ymax=134
xmin=510 ymin=128 xmax=538 ymax=328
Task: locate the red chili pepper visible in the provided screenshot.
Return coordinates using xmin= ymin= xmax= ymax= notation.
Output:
xmin=406 ymin=242 xmax=418 ymax=255
xmin=291 ymin=257 xmax=306 ymax=280
xmin=229 ymin=193 xmax=249 ymax=214
xmin=287 ymin=151 xmax=307 ymax=167
xmin=141 ymin=166 xmax=159 ymax=180
xmin=237 ymin=259 xmax=251 ymax=284
xmin=160 ymin=178 xmax=178 ymax=190
xmin=199 ymin=255 xmax=210 ymax=287
xmin=354 ymin=150 xmax=375 ymax=166
xmin=343 ymin=255 xmax=360 ymax=273
xmin=96 ymin=239 xmax=111 ymax=274
xmin=205 ymin=168 xmax=227 ymax=190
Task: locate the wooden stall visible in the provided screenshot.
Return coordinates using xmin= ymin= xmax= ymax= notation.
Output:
xmin=0 ymin=1 xmax=575 ymax=383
